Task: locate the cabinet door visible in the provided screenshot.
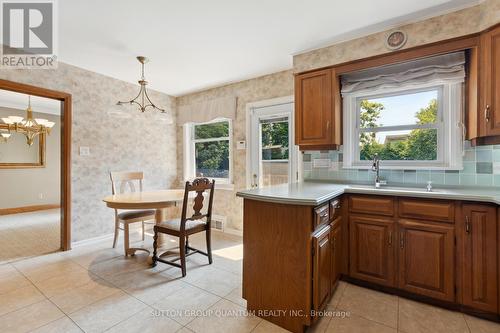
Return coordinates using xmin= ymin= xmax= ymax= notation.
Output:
xmin=349 ymin=215 xmax=395 ymax=287
xmin=313 ymin=225 xmax=331 ymax=312
xmin=331 ymin=219 xmax=342 ymax=291
xmin=398 ymin=220 xmax=455 ymax=302
xmin=461 ymin=204 xmax=498 ymax=313
xmin=295 ymin=69 xmax=333 ymax=146
xmin=480 ymin=26 xmax=500 ymax=136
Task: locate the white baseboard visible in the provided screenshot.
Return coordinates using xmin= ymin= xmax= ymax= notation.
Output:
xmin=71 ymin=233 xmax=114 ymax=248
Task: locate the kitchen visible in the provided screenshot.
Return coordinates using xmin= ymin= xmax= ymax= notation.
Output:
xmin=0 ymin=1 xmax=499 ymax=333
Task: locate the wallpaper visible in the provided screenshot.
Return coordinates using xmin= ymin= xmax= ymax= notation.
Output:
xmin=0 ymin=63 xmax=177 ymax=242
xmin=176 ymin=70 xmax=294 ymax=231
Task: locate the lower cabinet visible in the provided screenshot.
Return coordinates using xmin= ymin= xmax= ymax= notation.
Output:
xmin=398 ymin=219 xmax=455 ymax=302
xmin=330 ymin=218 xmax=342 ymax=291
xmin=461 ymin=204 xmax=498 ymax=313
xmin=312 ymin=225 xmax=331 ymax=312
xmin=349 ymin=215 xmax=396 ymax=287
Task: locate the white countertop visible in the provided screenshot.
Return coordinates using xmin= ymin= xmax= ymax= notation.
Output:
xmin=236 ymin=181 xmax=500 ymax=206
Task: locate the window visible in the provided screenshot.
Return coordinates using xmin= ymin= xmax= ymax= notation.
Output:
xmin=343 ymin=84 xmax=463 ymax=169
xmin=184 ymin=119 xmax=232 ymax=184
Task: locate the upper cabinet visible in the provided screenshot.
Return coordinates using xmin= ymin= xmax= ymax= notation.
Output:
xmin=294 ymin=68 xmax=342 ymax=150
xmin=479 ymin=25 xmax=500 ymax=137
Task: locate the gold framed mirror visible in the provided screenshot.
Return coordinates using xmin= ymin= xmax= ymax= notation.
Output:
xmin=0 ymin=132 xmax=46 ymax=168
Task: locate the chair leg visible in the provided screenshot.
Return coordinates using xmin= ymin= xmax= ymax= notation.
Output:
xmin=151 ymin=229 xmax=158 ymax=267
xmin=185 ymin=236 xmax=189 ymax=254
xmin=112 ymin=218 xmax=119 ymax=248
xmin=206 ymin=229 xmax=213 ymax=264
xmin=124 ymin=223 xmax=130 ymax=256
xmin=141 ymin=221 xmax=145 ymax=241
xmin=179 ymin=235 xmax=187 ymax=277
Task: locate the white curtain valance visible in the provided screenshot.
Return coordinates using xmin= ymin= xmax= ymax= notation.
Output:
xmin=341 ymin=52 xmax=465 ymax=95
xmin=177 ymin=96 xmax=236 ymax=125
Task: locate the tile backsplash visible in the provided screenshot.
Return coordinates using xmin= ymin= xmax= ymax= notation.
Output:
xmin=303 ymin=144 xmax=500 ymax=187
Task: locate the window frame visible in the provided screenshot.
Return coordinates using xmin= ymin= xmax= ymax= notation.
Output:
xmin=343 ymin=82 xmax=463 ymax=170
xmin=183 ymin=118 xmax=233 ymax=185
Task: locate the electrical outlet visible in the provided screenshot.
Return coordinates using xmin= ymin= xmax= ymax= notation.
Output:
xmin=79 ymin=146 xmax=90 ymax=156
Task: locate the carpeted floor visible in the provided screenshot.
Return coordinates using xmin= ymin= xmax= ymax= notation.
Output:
xmin=0 ymin=209 xmax=60 ymax=264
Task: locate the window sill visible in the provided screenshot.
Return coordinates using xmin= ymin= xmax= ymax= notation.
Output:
xmin=214 ymin=183 xmax=235 ymax=191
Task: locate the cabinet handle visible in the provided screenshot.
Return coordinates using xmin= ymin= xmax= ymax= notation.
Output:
xmin=465 ymin=216 xmax=471 ymax=234
xmin=400 ymin=232 xmax=404 ymax=249
xmin=485 ymin=105 xmax=491 ymax=123
xmin=326 ymin=121 xmax=330 ymax=130
xmin=388 ymin=231 xmax=392 ymax=246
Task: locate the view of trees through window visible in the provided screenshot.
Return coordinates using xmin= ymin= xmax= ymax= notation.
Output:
xmin=261 ymin=121 xmax=289 ymax=160
xmin=359 ymin=91 xmax=439 ymax=161
xmin=194 ymin=121 xmax=230 ymax=179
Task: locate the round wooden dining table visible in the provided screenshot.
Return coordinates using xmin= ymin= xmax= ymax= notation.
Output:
xmin=103 ymin=189 xmax=187 ymax=251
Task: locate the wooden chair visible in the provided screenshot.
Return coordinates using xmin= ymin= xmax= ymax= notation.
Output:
xmin=152 ymin=178 xmax=215 ymax=277
xmin=110 ymin=171 xmax=155 ymax=256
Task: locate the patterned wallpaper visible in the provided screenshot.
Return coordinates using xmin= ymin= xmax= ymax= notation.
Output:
xmin=0 ymin=63 xmax=177 ymax=242
xmin=176 ymin=70 xmax=294 ymax=231
xmin=293 ymin=0 xmax=500 ymax=72
xmin=303 ymin=144 xmax=500 ymax=187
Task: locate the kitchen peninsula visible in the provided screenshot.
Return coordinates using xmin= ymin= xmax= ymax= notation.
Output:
xmin=237 ymin=181 xmax=500 ymax=333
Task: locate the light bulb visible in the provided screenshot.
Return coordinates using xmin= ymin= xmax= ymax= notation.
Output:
xmin=9 ymin=116 xmax=24 ymax=123
xmin=45 ymin=121 xmax=55 ymax=128
xmin=1 ymin=117 xmax=14 ymax=124
xmin=36 ymin=118 xmax=48 ymax=126
xmin=1 ymin=132 xmax=11 ymax=138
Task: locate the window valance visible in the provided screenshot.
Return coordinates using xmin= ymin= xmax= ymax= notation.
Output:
xmin=177 ymin=96 xmax=236 ymax=125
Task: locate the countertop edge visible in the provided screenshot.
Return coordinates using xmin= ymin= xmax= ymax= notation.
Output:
xmin=236 ymin=186 xmax=500 ymax=206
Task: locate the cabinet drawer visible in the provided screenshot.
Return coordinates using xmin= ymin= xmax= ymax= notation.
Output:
xmin=398 ymin=199 xmax=454 ymax=223
xmin=329 ymin=199 xmax=341 ymax=221
xmin=349 ymin=195 xmax=394 ymax=216
xmin=314 ymin=204 xmax=329 ymax=229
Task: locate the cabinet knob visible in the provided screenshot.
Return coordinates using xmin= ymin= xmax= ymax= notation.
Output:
xmin=388 ymin=231 xmax=392 ymax=246
xmin=485 ymin=105 xmax=491 ymax=123
xmin=465 ymin=216 xmax=471 ymax=234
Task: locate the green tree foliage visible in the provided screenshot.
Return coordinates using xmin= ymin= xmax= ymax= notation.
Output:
xmin=359 ymin=98 xmax=438 ymax=161
xmin=261 ymin=122 xmax=289 ymax=160
xmin=195 ymin=121 xmax=230 ymax=177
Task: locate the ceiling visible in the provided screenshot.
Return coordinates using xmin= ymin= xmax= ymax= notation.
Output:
xmin=59 ymin=0 xmax=479 ymax=96
xmin=0 ymin=90 xmax=61 ymax=115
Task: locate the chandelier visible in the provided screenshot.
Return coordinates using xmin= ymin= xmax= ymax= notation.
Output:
xmin=117 ymin=56 xmax=166 ymax=113
xmin=0 ymin=96 xmax=55 ymax=145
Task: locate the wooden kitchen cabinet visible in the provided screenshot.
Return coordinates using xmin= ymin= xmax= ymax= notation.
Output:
xmin=398 ymin=219 xmax=455 ymax=302
xmin=330 ymin=218 xmax=342 ymax=291
xmin=479 ymin=25 xmax=500 ymax=137
xmin=294 ymin=68 xmax=341 ymax=150
xmin=460 ymin=204 xmax=498 ymax=313
xmin=349 ymin=215 xmax=396 ymax=287
xmin=313 ymin=225 xmax=332 ymax=312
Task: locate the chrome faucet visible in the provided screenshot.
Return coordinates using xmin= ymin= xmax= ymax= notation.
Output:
xmin=371 ymin=154 xmax=386 ymax=188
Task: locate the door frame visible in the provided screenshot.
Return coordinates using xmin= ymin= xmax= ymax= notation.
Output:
xmin=245 ymin=95 xmax=300 ymax=189
xmin=0 ymin=79 xmax=72 ymax=250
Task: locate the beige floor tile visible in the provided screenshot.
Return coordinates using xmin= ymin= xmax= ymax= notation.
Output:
xmin=67 ymin=247 xmax=123 ymax=269
xmin=0 ymin=300 xmax=65 ymax=333
xmin=88 ymin=253 xmax=149 ymax=278
xmin=15 ymin=259 xmax=82 ymax=283
xmin=326 ymin=313 xmax=396 ymax=333
xmin=0 ymin=284 xmax=45 ymax=316
xmin=303 ymin=312 xmax=332 ymax=333
xmin=106 ymin=268 xmax=189 ymax=305
xmin=33 ymin=266 xmax=95 ymax=297
xmin=224 ymin=286 xmax=246 ymax=307
xmin=152 ymin=284 xmax=220 ymax=325
xmin=106 ymin=307 xmax=183 ymax=333
xmin=464 ymin=314 xmax=500 ymax=333
xmin=187 ymin=266 xmax=241 ymax=297
xmin=186 ymin=299 xmax=261 ymax=333
xmin=398 ymin=298 xmax=469 ymax=333
xmin=337 ymin=284 xmax=398 ymax=328
xmin=326 ymin=281 xmax=347 ymax=310
xmin=68 ymin=290 xmax=147 ymax=333
xmin=49 ymin=277 xmax=120 ymax=314
xmin=176 ymin=328 xmax=194 ymax=333
xmin=252 ymin=319 xmax=292 ymax=333
xmin=0 ymin=267 xmax=31 ymax=295
xmin=30 ymin=316 xmax=83 ymax=333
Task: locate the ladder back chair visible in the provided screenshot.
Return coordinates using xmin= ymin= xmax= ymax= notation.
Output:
xmin=110 ymin=171 xmax=155 ymax=256
xmin=152 ymin=178 xmax=215 ymax=277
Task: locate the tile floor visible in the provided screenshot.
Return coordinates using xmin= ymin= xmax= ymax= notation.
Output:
xmin=0 ymin=230 xmax=499 ymax=333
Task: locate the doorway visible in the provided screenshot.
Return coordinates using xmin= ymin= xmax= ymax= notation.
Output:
xmin=0 ymin=79 xmax=71 ymax=262
xmin=247 ymin=97 xmax=298 ymax=189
